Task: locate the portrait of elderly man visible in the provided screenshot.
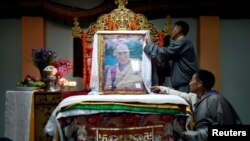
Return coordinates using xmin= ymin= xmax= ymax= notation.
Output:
xmin=104 ymin=43 xmax=144 ymax=90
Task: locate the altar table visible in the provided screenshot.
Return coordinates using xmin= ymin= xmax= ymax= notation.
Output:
xmin=45 ymin=94 xmax=193 ymax=141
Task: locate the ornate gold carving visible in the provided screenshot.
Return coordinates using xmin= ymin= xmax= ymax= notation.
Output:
xmin=85 ymin=0 xmax=161 ymax=44
xmin=162 ymin=15 xmax=172 ymax=37
xmin=72 ymin=17 xmax=83 ymax=38
xmin=115 ymin=0 xmax=128 ymax=8
xmin=76 ymin=0 xmax=172 ymax=90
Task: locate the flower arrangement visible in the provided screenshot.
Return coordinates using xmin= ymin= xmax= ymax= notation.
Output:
xmin=31 ymin=49 xmax=77 ymax=91
xmin=51 ymin=59 xmax=76 ymax=90
xmin=51 ymin=58 xmax=73 ymax=78
xmin=32 ymin=48 xmax=57 ymax=77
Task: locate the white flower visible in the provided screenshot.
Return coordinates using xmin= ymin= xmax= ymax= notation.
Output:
xmin=43 ymin=65 xmax=58 ymax=75
xmin=63 ymin=80 xmax=77 ymax=87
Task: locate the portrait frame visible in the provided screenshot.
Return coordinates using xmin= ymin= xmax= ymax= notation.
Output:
xmin=90 ymin=30 xmax=151 ymax=94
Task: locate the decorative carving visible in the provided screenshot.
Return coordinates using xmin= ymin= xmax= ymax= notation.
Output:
xmin=162 ymin=15 xmax=172 ymax=37
xmin=115 ymin=0 xmax=128 ymax=8
xmin=85 ymin=1 xmax=160 ymax=44
xmin=72 ymin=17 xmax=83 ymax=38
xmin=34 ymin=92 xmax=62 ymax=141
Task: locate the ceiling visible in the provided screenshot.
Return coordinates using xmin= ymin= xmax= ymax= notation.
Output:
xmin=1 ymin=0 xmax=249 ymax=21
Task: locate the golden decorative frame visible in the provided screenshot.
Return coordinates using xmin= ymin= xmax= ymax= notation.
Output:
xmin=92 ymin=31 xmax=150 ymax=94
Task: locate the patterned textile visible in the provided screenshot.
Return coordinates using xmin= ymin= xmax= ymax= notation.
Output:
xmin=90 ymin=125 xmax=164 ymax=141
xmin=59 ymin=113 xmax=188 ymax=141
xmin=57 ymin=102 xmax=192 ymax=141
xmin=45 ymin=95 xmax=193 ymax=141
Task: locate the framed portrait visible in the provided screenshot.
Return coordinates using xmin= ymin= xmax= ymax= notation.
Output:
xmin=90 ymin=30 xmax=151 ymax=94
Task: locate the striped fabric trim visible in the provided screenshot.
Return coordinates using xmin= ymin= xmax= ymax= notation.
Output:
xmin=58 ymin=101 xmax=192 ymax=115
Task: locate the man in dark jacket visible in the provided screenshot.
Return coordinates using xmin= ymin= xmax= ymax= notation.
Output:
xmin=152 ymin=69 xmax=242 ymax=141
xmin=144 ymin=20 xmax=197 ymax=92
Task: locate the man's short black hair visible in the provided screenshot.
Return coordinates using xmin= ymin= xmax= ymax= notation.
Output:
xmin=196 ymin=69 xmax=215 ymax=90
xmin=174 ymin=21 xmax=189 ymax=36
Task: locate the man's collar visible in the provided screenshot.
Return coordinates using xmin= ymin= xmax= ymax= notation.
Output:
xmin=176 ymin=35 xmax=184 ymax=41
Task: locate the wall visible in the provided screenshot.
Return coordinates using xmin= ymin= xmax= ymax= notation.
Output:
xmin=0 ymin=19 xmax=22 ymax=137
xmin=21 ymin=16 xmax=46 ymax=78
xmin=198 ymin=16 xmax=221 ymax=91
xmin=220 ymin=19 xmax=250 ymax=124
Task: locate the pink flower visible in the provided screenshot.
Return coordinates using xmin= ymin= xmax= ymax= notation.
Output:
xmin=51 ymin=59 xmax=73 ymax=78
xmin=58 ymin=78 xmax=67 ymax=86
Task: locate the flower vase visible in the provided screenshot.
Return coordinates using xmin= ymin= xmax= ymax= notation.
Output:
xmin=39 ymin=68 xmax=45 ymax=81
xmin=39 ymin=68 xmax=46 ymax=81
